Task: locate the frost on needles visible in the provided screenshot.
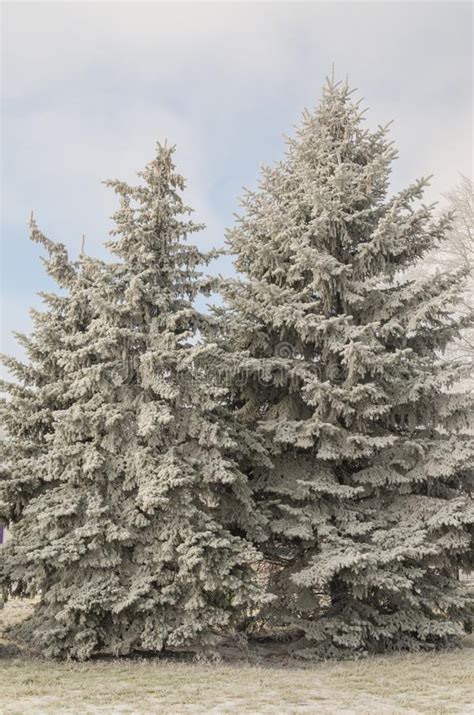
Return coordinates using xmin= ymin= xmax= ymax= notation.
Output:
xmin=0 ymin=146 xmax=268 ymax=659
xmin=1 ymin=81 xmax=473 ymax=661
xmin=217 ymin=78 xmax=474 ymax=657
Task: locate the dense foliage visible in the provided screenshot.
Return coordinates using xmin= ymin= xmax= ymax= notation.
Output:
xmin=217 ymin=79 xmax=474 ymax=656
xmin=1 ymin=81 xmax=472 ymax=660
xmin=1 ymin=147 xmax=267 ymax=659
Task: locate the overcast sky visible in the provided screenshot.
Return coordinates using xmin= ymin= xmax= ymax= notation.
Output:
xmin=1 ymin=1 xmax=472 ymax=363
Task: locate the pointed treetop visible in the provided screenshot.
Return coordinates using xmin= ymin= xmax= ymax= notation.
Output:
xmin=103 ymin=142 xmax=205 ymax=266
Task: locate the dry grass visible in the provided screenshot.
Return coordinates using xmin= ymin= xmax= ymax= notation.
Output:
xmin=1 ymin=600 xmax=473 ymax=714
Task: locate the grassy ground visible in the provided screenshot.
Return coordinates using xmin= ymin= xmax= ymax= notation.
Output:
xmin=1 ymin=601 xmax=473 ymax=714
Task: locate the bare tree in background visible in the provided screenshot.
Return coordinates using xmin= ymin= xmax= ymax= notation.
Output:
xmin=435 ymin=176 xmax=474 ymax=363
xmin=443 ymin=176 xmax=473 ymax=273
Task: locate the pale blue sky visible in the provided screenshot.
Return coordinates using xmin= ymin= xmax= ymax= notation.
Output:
xmin=1 ymin=1 xmax=472 ymax=364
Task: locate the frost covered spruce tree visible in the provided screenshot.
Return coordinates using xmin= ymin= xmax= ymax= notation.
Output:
xmin=0 ymin=231 xmax=110 ymax=652
xmin=1 ymin=145 xmax=267 ymax=659
xmin=0 ymin=219 xmax=77 ymax=532
xmin=217 ymin=78 xmax=474 ymax=657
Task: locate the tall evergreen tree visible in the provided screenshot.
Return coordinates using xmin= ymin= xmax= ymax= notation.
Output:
xmin=1 ymin=145 xmax=267 ymax=659
xmin=0 ymin=229 xmax=108 ymax=639
xmin=0 ymin=219 xmax=77 ymax=547
xmin=217 ymin=79 xmax=474 ymax=657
